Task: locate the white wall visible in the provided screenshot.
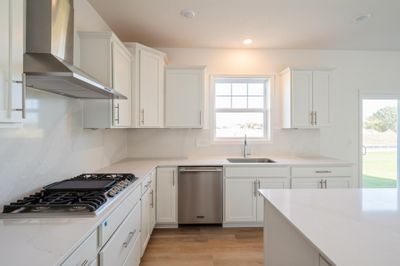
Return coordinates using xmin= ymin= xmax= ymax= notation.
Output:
xmin=0 ymin=0 xmax=128 ymax=207
xmin=127 ymin=48 xmax=400 ymax=183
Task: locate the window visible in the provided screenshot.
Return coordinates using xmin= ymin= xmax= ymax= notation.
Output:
xmin=214 ymin=77 xmax=270 ymax=140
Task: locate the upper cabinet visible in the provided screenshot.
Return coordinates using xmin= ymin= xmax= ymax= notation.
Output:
xmin=79 ymin=32 xmax=132 ymax=128
xmin=165 ymin=66 xmax=205 ymax=128
xmin=125 ymin=43 xmax=166 ymax=128
xmin=0 ymin=0 xmax=24 ymax=127
xmin=280 ymin=68 xmax=331 ymax=129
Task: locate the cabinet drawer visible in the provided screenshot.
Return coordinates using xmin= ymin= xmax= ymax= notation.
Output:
xmin=100 ymin=203 xmax=141 ymax=266
xmin=142 ymin=173 xmax=153 ymax=195
xmin=291 ymin=166 xmax=352 ymax=178
xmin=225 ymin=166 xmax=289 ymax=178
xmin=99 ymin=185 xmax=141 ymax=246
xmin=62 ymin=231 xmax=97 ymax=266
xmin=123 ymin=232 xmax=141 ymax=266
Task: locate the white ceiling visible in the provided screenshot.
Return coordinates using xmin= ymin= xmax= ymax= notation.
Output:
xmin=88 ymin=0 xmax=400 ymax=50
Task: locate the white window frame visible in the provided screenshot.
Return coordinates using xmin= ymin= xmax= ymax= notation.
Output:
xmin=211 ymin=75 xmax=272 ymax=142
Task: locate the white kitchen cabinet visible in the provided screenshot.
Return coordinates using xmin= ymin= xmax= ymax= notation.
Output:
xmin=125 ymin=43 xmax=166 ymax=128
xmin=225 ymin=178 xmax=258 ymax=223
xmin=99 ymin=203 xmax=141 ymax=266
xmin=156 ymin=167 xmax=178 ymax=225
xmin=61 ymin=231 xmax=97 ymax=266
xmin=79 ymin=32 xmax=132 ymax=128
xmin=291 ymin=166 xmax=352 ymax=189
xmin=165 ymin=66 xmax=205 ymax=128
xmin=280 ymin=68 xmax=331 ymax=129
xmin=256 ymin=178 xmax=290 ymax=222
xmin=149 ymin=170 xmax=156 ymax=232
xmin=140 ymin=171 xmax=155 ymax=257
xmin=0 ymin=0 xmax=24 ymax=126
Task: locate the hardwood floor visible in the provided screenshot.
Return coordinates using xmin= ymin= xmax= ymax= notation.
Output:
xmin=140 ymin=226 xmax=263 ymax=266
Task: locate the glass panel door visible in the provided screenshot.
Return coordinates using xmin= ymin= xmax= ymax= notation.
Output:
xmin=362 ymin=99 xmax=398 ymax=188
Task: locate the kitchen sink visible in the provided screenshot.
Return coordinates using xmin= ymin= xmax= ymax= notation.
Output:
xmin=227 ymin=158 xmax=276 ymax=163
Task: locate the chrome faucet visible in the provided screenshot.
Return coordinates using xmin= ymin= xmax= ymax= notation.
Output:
xmin=243 ymin=134 xmax=249 ymax=158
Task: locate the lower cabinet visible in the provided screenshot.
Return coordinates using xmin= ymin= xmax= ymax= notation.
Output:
xmin=156 ymin=167 xmax=178 ymax=225
xmin=140 ymin=170 xmax=156 ymax=257
xmin=99 ymin=202 xmax=141 ymax=266
xmin=291 ymin=177 xmax=351 ymax=189
xmin=61 ymin=231 xmax=98 ymax=266
xmin=224 ymin=176 xmax=290 ymax=224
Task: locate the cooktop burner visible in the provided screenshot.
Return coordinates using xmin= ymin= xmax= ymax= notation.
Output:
xmin=2 ymin=173 xmax=137 ymax=216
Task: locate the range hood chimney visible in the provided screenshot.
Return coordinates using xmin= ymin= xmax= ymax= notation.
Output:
xmin=24 ymin=0 xmax=127 ymax=99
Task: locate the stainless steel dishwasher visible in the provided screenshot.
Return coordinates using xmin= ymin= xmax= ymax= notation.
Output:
xmin=178 ymin=166 xmax=223 ymax=224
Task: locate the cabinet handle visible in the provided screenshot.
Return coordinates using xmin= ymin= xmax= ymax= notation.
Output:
xmin=172 ymin=170 xmax=175 ymax=186
xmin=141 ymin=109 xmax=145 ymax=125
xmin=114 ymin=103 xmax=120 ymax=124
xmin=316 ymin=170 xmax=332 ymax=174
xmin=319 ymin=179 xmax=323 ymax=189
xmin=81 ymin=259 xmax=89 ymax=266
xmin=150 ymin=189 xmax=154 ymax=208
xmin=123 ymin=230 xmax=136 ymax=248
xmin=315 ymin=111 xmax=318 ymax=125
xmin=324 ymin=180 xmax=328 ymax=189
xmin=310 ymin=112 xmax=314 ymax=125
xmin=11 ymin=73 xmax=26 ymax=119
xmin=253 ymin=181 xmax=257 ymax=197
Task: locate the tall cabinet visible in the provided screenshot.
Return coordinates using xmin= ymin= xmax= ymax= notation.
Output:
xmin=79 ymin=32 xmax=132 ymax=128
xmin=280 ymin=68 xmax=331 ymax=129
xmin=125 ymin=43 xmax=166 ymax=128
xmin=0 ymin=0 xmax=24 ymax=126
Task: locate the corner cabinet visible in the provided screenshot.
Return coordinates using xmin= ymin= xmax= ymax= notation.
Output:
xmin=79 ymin=32 xmax=132 ymax=128
xmin=280 ymin=68 xmax=331 ymax=129
xmin=125 ymin=43 xmax=166 ymax=128
xmin=165 ymin=66 xmax=205 ymax=128
xmin=0 ymin=0 xmax=24 ymax=127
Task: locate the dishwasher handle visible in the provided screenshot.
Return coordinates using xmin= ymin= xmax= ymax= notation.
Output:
xmin=179 ymin=167 xmax=223 ymax=173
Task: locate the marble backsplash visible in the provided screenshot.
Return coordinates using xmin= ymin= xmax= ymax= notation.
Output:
xmin=0 ymin=89 xmax=128 ymax=208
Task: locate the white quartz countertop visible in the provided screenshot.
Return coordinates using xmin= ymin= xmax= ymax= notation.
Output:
xmin=259 ymin=188 xmax=400 ymax=266
xmin=0 ymin=155 xmax=351 ymax=266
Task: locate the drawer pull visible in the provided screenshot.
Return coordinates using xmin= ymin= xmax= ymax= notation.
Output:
xmin=81 ymin=259 xmax=89 ymax=266
xmin=315 ymin=170 xmax=332 ymax=174
xmin=123 ymin=230 xmax=136 ymax=248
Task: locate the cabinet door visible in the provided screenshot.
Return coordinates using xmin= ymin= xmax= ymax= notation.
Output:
xmin=291 ymin=178 xmax=324 ymax=189
xmin=292 ymin=70 xmax=313 ymax=128
xmin=256 ymin=178 xmax=290 ymax=222
xmin=165 ymin=67 xmax=204 ymax=128
xmin=225 ymin=178 xmax=257 ymax=223
xmin=312 ymin=71 xmax=330 ymax=127
xmin=0 ymin=0 xmax=24 ymax=124
xmin=149 ymin=172 xmax=156 ymax=232
xmin=156 ymin=167 xmax=177 ymax=224
xmin=138 ymin=49 xmax=164 ymax=128
xmin=325 ymin=177 xmax=351 ymax=188
xmin=140 ymin=189 xmax=150 ymax=257
xmin=112 ymin=42 xmax=131 ymax=127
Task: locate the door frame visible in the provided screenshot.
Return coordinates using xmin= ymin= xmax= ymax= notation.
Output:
xmin=358 ymin=91 xmax=400 ymax=188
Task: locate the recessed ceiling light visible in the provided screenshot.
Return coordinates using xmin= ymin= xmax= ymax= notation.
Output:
xmin=181 ymin=9 xmax=196 ymax=19
xmin=243 ymin=39 xmax=253 ymax=45
xmin=355 ymin=14 xmax=372 ymax=22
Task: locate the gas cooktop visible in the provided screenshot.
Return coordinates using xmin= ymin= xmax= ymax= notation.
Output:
xmin=1 ymin=173 xmax=137 ymax=217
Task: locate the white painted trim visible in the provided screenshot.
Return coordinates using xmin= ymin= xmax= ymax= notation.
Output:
xmin=210 ymin=74 xmax=274 ymax=143
xmin=358 ymin=90 xmax=400 ymax=188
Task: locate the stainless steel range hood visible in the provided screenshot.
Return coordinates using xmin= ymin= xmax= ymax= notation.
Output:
xmin=24 ymin=0 xmax=127 ymax=99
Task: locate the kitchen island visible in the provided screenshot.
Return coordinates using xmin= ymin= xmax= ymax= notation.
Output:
xmin=259 ymin=188 xmax=400 ymax=266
